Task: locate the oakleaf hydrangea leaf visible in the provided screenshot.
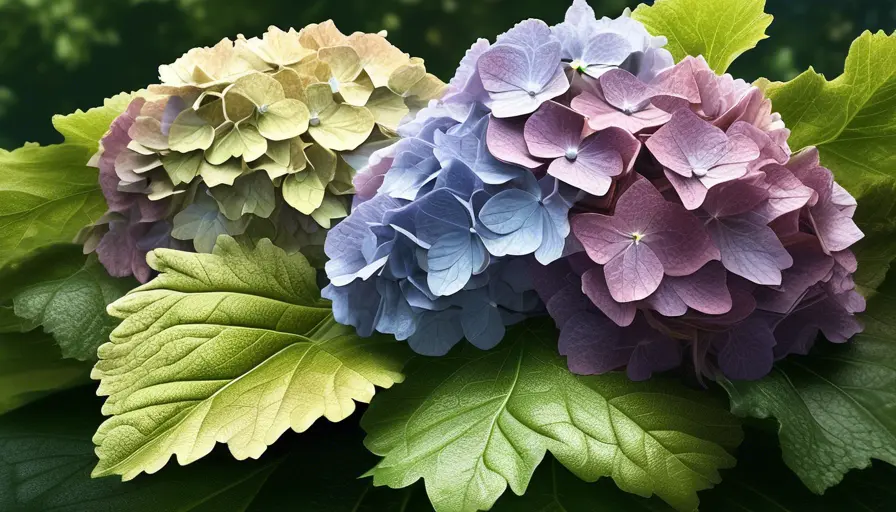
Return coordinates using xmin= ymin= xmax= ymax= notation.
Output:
xmin=632 ymin=0 xmax=773 ymax=74
xmin=362 ymin=319 xmax=742 ymax=512
xmin=92 ymin=236 xmax=411 ymax=480
xmin=721 ymin=270 xmax=896 ymax=493
xmin=0 ymin=93 xmax=134 ymax=269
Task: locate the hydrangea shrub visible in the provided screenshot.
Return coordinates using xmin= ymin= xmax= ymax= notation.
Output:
xmin=323 ymin=0 xmax=865 ymax=380
xmin=82 ymin=23 xmax=445 ymax=281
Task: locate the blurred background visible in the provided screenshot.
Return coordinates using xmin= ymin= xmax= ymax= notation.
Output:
xmin=0 ymin=0 xmax=892 ymax=149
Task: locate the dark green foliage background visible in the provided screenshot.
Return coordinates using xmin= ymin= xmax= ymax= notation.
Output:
xmin=0 ymin=0 xmax=892 ymax=149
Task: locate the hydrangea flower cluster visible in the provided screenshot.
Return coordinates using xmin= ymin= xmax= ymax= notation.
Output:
xmin=324 ymin=0 xmax=865 ymax=380
xmin=81 ymin=23 xmax=444 ymax=281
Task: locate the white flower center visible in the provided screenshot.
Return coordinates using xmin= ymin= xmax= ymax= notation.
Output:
xmin=570 ymin=59 xmax=586 ymax=72
xmin=565 ymin=148 xmax=578 ymax=161
xmin=328 ymin=76 xmax=340 ymax=93
xmin=257 ymin=104 xmax=269 ymax=114
xmin=309 ymin=115 xmax=321 ymax=127
xmin=631 ymin=231 xmax=644 ymax=244
xmin=693 ymin=167 xmax=708 ymax=177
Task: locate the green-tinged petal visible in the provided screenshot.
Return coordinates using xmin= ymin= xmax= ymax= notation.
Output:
xmin=206 ymin=123 xmax=267 ymax=164
xmin=387 ymin=58 xmax=426 ymax=96
xmin=632 ymin=0 xmax=772 ymax=73
xmin=168 ymin=109 xmax=215 ymax=152
xmin=209 ymin=171 xmax=276 ymax=220
xmin=366 ymin=88 xmax=410 ymax=132
xmin=347 ymin=32 xmax=410 ymax=88
xmin=304 ymin=81 xmax=336 ymax=115
xmin=198 ymin=157 xmax=243 ymax=187
xmin=406 ymin=73 xmax=448 ymax=105
xmin=161 ymin=151 xmax=203 ymax=186
xmin=91 ymin=236 xmax=411 ymax=479
xmin=310 ymin=103 xmax=375 ymax=151
xmin=232 ymin=70 xmax=286 ymax=106
xmin=318 ymin=45 xmax=364 ymax=82
xmin=363 ymin=319 xmax=742 ymax=512
xmin=283 ymin=169 xmax=326 ymax=215
xmin=310 ymin=194 xmax=349 ymax=228
xmin=171 ymin=195 xmax=250 ymax=252
xmin=328 ymin=156 xmax=356 ymax=196
xmin=257 ymin=99 xmax=310 ymax=140
xmin=223 ymin=90 xmax=257 ymax=122
xmin=272 ymin=67 xmax=313 ymax=100
xmin=337 ymin=71 xmax=375 ymax=107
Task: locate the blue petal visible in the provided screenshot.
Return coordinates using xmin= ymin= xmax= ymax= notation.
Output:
xmin=427 ymin=231 xmax=475 ymax=296
xmin=375 ymin=279 xmax=419 ymax=340
xmin=323 ymin=280 xmax=379 ymax=337
xmin=478 ymin=189 xmax=541 ymax=235
xmin=379 ymin=153 xmax=441 ymax=201
xmin=461 ymin=300 xmax=505 ymax=350
xmin=415 ymin=189 xmax=472 ymax=244
xmin=408 ymin=310 xmax=465 ymax=356
xmin=433 ymin=159 xmax=484 ymax=198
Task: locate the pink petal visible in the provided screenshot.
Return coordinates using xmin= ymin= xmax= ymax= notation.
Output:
xmin=570 ymin=213 xmax=631 ymax=265
xmin=523 ymin=101 xmax=586 ymax=159
xmin=604 ymin=242 xmax=664 ymax=302
xmin=642 ymin=197 xmax=720 ymax=275
xmin=668 ymin=261 xmax=732 ymax=315
xmin=646 ymin=108 xmax=729 ymax=176
xmin=598 ymin=69 xmax=651 ymax=112
xmin=644 ymin=279 xmax=688 ymax=317
xmin=665 ymin=169 xmax=709 ymax=210
xmin=581 ymin=266 xmax=637 ymax=326
xmin=755 ymin=234 xmax=834 ymax=314
xmin=548 ymin=132 xmax=624 ymax=196
xmin=753 ymin=164 xmax=813 ymax=222
xmin=707 ymin=212 xmax=794 ymax=285
xmin=486 ymin=116 xmax=543 ymax=169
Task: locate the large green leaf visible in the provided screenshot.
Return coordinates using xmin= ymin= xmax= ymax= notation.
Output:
xmin=0 ymin=331 xmax=90 ymax=416
xmin=631 ymin=0 xmax=772 ymax=73
xmin=0 ymin=93 xmax=133 ymax=269
xmin=0 ymin=244 xmax=135 ymax=361
xmin=362 ymin=320 xmax=742 ymax=512
xmin=92 ymin=235 xmax=412 ymax=480
xmin=721 ymin=269 xmax=896 ymax=493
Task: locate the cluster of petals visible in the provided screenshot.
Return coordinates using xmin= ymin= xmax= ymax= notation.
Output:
xmin=324 ymin=0 xmax=865 ymax=380
xmin=86 ymin=23 xmax=443 ymax=282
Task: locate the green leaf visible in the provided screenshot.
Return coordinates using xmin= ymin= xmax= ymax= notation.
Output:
xmin=721 ymin=269 xmax=896 ymax=493
xmin=0 ymin=331 xmax=89 ymax=416
xmin=0 ymin=244 xmax=135 ymax=361
xmin=92 ymin=236 xmax=411 ymax=480
xmin=0 ymin=93 xmax=134 ymax=269
xmin=631 ymin=0 xmax=772 ymax=73
xmin=362 ymin=320 xmax=742 ymax=512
